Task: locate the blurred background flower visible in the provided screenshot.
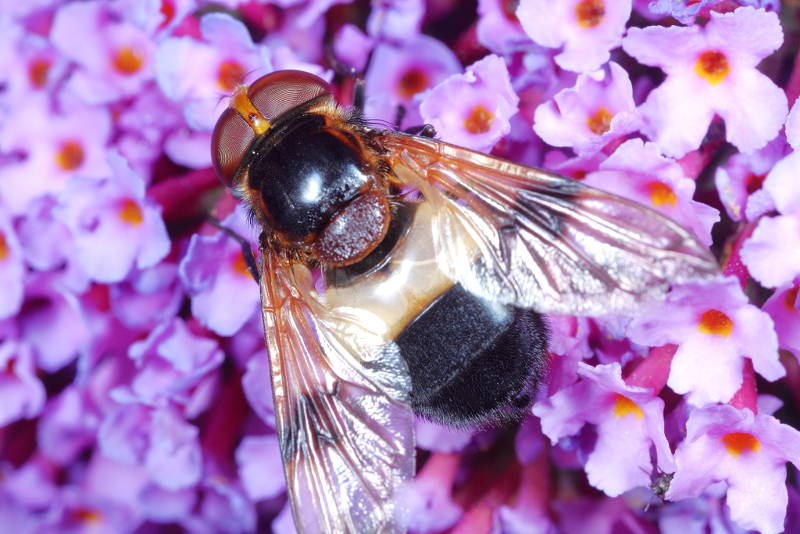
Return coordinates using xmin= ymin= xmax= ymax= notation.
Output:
xmin=1 ymin=1 xmax=799 ymax=533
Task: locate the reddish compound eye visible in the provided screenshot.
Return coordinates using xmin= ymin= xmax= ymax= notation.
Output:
xmin=210 ymin=70 xmax=332 ymax=187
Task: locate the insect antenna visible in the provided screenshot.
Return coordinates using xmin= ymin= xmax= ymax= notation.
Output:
xmin=207 ymin=215 xmax=261 ymax=283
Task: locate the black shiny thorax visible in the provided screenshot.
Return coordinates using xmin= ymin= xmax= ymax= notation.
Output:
xmin=243 ymin=109 xmax=378 ymax=243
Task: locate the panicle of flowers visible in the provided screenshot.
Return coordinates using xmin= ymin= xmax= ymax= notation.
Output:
xmin=0 ymin=1 xmax=800 ymax=533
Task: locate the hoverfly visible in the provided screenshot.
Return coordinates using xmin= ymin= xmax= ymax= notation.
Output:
xmin=211 ymin=70 xmax=717 ymax=534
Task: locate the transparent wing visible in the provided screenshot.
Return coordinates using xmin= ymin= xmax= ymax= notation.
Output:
xmin=381 ymin=134 xmax=719 ymax=316
xmin=259 ymin=246 xmax=415 ymax=534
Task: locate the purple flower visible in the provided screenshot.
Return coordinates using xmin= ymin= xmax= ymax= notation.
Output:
xmin=420 ymin=54 xmax=519 ymax=153
xmin=0 ymin=98 xmax=111 ymax=215
xmin=56 ymin=154 xmax=170 ymax=284
xmin=714 ymin=138 xmax=786 ymax=223
xmin=332 ymin=24 xmax=374 ymax=72
xmin=762 ymin=284 xmax=800 ymax=357
xmin=37 ymin=386 xmax=99 ymax=465
xmin=741 ymin=150 xmax=800 ymax=287
xmin=156 ymin=12 xmax=271 ymax=131
xmin=367 ymin=0 xmax=425 ymax=42
xmin=517 ymin=0 xmax=632 ymax=72
xmin=627 ymin=277 xmax=784 ymax=406
xmin=667 ymin=404 xmax=800 ymax=534
xmin=0 ymin=340 xmax=46 ymax=426
xmin=396 ymin=453 xmax=462 ymax=532
xmin=476 ymin=0 xmax=529 ymax=54
xmin=50 ymin=1 xmax=155 ymax=104
xmin=235 ymin=435 xmax=285 ymax=501
xmin=534 ymin=62 xmax=641 ymax=156
xmin=622 ymin=7 xmax=788 ymax=157
xmin=364 ymin=35 xmax=461 ymax=129
xmin=533 ymin=362 xmax=674 ymax=496
xmin=0 ymin=212 xmax=24 ymax=320
xmin=583 ymin=139 xmax=719 ymax=246
xmin=109 ymin=262 xmax=183 ymax=330
xmin=179 ymin=206 xmax=259 ymax=336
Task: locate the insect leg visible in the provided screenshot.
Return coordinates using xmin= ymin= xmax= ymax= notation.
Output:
xmin=403 ymin=124 xmax=437 ymax=138
xmin=206 ymin=215 xmax=261 ymax=283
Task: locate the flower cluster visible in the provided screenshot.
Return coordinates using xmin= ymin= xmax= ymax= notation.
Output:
xmin=1 ymin=1 xmax=799 ymax=533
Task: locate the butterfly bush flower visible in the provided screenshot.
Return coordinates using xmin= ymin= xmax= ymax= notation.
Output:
xmin=420 ymin=54 xmax=519 ymax=153
xmin=741 ymin=150 xmax=800 ymax=287
xmin=533 ymin=362 xmax=674 ymax=496
xmin=51 ymin=1 xmax=155 ymax=104
xmin=179 ymin=206 xmax=260 ymax=337
xmin=56 ymin=155 xmax=170 ymax=284
xmin=627 ymin=277 xmax=784 ymax=406
xmin=667 ymin=404 xmax=800 ymax=534
xmin=622 ymin=6 xmax=787 ymax=157
xmin=534 ymin=63 xmax=641 ymax=157
xmin=583 ymin=139 xmax=719 ymax=246
xmin=517 ymin=0 xmax=632 ymax=72
xmin=3 ymin=1 xmax=800 ymax=532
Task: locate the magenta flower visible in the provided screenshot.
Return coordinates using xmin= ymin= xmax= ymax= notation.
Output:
xmin=420 ymin=54 xmax=518 ymax=153
xmin=366 ymin=0 xmax=425 ymax=42
xmin=0 ymin=212 xmax=24 ymax=320
xmin=517 ymin=0 xmax=632 ymax=72
xmin=235 ymin=435 xmax=285 ymax=502
xmin=533 ymin=362 xmax=674 ymax=497
xmin=622 ymin=6 xmax=787 ymax=157
xmin=762 ymin=284 xmax=800 ymax=357
xmin=583 ymin=139 xmax=719 ymax=246
xmin=627 ymin=277 xmax=784 ymax=406
xmin=741 ymin=150 xmax=800 ymax=287
xmin=667 ymin=404 xmax=800 ymax=534
xmin=396 ymin=453 xmax=462 ymax=533
xmin=0 ymin=340 xmax=46 ymax=427
xmin=55 ymin=155 xmax=170 ymax=284
xmin=533 ymin=62 xmax=641 ymax=156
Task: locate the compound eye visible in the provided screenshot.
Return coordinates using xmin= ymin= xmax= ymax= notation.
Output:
xmin=211 ymin=107 xmax=255 ymax=187
xmin=247 ymin=70 xmax=332 ymax=123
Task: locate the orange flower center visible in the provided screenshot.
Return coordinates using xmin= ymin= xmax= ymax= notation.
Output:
xmin=0 ymin=232 xmax=8 ymax=261
xmin=112 ymin=46 xmax=144 ymax=75
xmin=785 ymin=286 xmax=799 ymax=312
xmin=159 ymin=0 xmax=176 ymax=29
xmin=232 ymin=252 xmax=252 ymax=279
xmin=56 ymin=140 xmax=85 ymax=171
xmin=575 ymin=0 xmax=605 ymax=28
xmin=586 ymin=107 xmax=613 ymax=135
xmin=697 ymin=309 xmax=733 ymax=336
xmin=721 ymin=432 xmax=760 ymax=457
xmin=464 ymin=105 xmax=494 ymax=134
xmin=694 ymin=50 xmax=730 ymax=86
xmin=28 ymin=57 xmax=51 ymax=88
xmin=72 ymin=507 xmax=103 ymax=523
xmin=647 ymin=181 xmax=677 ymax=207
xmin=118 ymin=199 xmax=144 ymax=226
xmin=613 ymin=394 xmax=643 ymax=419
xmin=217 ymin=60 xmax=246 ymax=91
xmin=397 ymin=68 xmax=429 ymax=99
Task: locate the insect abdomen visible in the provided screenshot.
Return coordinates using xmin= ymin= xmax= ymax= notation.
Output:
xmin=396 ymin=283 xmax=548 ymax=426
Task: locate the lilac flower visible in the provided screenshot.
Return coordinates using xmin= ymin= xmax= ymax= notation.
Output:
xmin=235 ymin=435 xmax=285 ymax=501
xmin=517 ymin=0 xmax=632 ymax=72
xmin=0 ymin=21 xmax=67 ymax=102
xmin=0 ymin=340 xmax=46 ymax=427
xmin=415 ymin=419 xmax=473 ymax=452
xmin=714 ymin=138 xmax=786 ymax=223
xmin=762 ymin=284 xmax=800 ymax=357
xmin=622 ymin=7 xmax=787 ymax=157
xmin=108 ymin=262 xmax=183 ymax=330
xmin=364 ymin=35 xmax=461 ymax=129
xmin=179 ymin=206 xmax=259 ymax=336
xmin=583 ymin=139 xmax=719 ymax=246
xmin=123 ymin=0 xmax=196 ymax=36
xmin=533 ymin=362 xmax=674 ymax=496
xmin=241 ymin=349 xmax=276 ymax=427
xmin=534 ymin=62 xmax=641 ymax=156
xmin=476 ymin=0 xmax=529 ymax=54
xmin=741 ymin=150 xmax=800 ymax=287
xmin=0 ymin=98 xmax=111 ymax=215
xmin=396 ymin=453 xmax=462 ymax=533
xmin=367 ymin=0 xmax=425 ymax=42
xmin=627 ymin=277 xmax=784 ymax=406
xmin=667 ymin=404 xmax=800 ymax=534
xmin=56 ymin=154 xmax=169 ymax=284
xmin=0 ymin=212 xmax=24 ymax=320
xmin=332 ymin=24 xmax=374 ymax=73
xmin=420 ymin=54 xmax=519 ymax=153
xmin=156 ymin=12 xmax=271 ymax=131
xmin=50 ymin=1 xmax=155 ymax=104
xmin=37 ymin=386 xmax=100 ymax=465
